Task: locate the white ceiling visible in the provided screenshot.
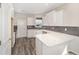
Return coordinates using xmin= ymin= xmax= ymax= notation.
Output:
xmin=14 ymin=3 xmax=64 ymax=15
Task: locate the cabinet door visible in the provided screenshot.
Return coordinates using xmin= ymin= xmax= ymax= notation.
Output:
xmin=36 ymin=38 xmax=43 ymax=55
xmin=43 ymin=10 xmax=63 ymax=26
xmin=68 ymin=39 xmax=79 ymax=54
xmin=27 ymin=29 xmax=39 ymax=38
xmin=27 ymin=17 xmax=34 ymax=25
xmin=27 ymin=29 xmax=35 ymax=38
xmin=43 ymin=11 xmax=54 ymax=26
xmin=0 ymin=3 xmax=12 ymax=54
xmin=53 ymin=10 xmax=64 ymax=26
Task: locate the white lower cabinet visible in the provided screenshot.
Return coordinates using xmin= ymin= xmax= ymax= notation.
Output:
xmin=68 ymin=39 xmax=79 ymax=54
xmin=27 ymin=29 xmax=37 ymax=38
xmin=27 ymin=29 xmax=42 ymax=38
xmin=36 ymin=38 xmax=43 ymax=55
xmin=36 ymin=38 xmax=67 ymax=55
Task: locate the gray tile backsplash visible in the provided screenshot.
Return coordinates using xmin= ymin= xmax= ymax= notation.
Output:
xmin=27 ymin=25 xmax=79 ymax=36
xmin=45 ymin=26 xmax=79 ymax=36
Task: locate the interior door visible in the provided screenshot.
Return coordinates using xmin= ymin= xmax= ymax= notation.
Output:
xmin=0 ymin=4 xmax=2 ymax=54
xmin=0 ymin=3 xmax=12 ymax=55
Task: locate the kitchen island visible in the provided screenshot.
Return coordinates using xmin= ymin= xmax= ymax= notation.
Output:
xmin=35 ymin=30 xmax=79 ymax=55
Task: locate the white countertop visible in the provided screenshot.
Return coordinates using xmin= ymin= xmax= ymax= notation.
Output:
xmin=36 ymin=30 xmax=79 ymax=47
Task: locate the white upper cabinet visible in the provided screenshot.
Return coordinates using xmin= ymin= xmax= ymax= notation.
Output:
xmin=43 ymin=11 xmax=55 ymax=26
xmin=44 ymin=4 xmax=79 ymax=27
xmin=27 ymin=17 xmax=35 ymax=25
xmin=43 ymin=9 xmax=64 ymax=26
xmin=55 ymin=10 xmax=64 ymax=26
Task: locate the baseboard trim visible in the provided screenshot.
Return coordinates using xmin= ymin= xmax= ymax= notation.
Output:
xmin=16 ymin=37 xmax=27 ymax=39
xmin=27 ymin=37 xmax=36 ymax=39
xmin=16 ymin=37 xmax=36 ymax=40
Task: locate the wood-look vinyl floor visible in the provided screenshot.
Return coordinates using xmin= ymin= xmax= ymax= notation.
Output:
xmin=12 ymin=38 xmax=36 ymax=55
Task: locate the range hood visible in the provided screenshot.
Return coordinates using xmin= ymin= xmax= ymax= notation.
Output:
xmin=35 ymin=17 xmax=43 ymax=28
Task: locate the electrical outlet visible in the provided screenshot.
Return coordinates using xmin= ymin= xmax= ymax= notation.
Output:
xmin=65 ymin=28 xmax=67 ymax=31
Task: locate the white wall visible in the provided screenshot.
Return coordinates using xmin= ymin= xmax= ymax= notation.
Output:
xmin=63 ymin=3 xmax=79 ymax=26
xmin=14 ymin=13 xmax=27 ymax=38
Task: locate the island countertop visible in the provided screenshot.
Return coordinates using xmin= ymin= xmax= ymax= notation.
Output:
xmin=36 ymin=30 xmax=79 ymax=47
